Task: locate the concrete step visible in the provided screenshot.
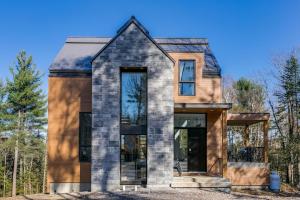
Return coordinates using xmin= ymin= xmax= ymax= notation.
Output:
xmin=173 ymin=176 xmax=230 ymax=183
xmin=171 ymin=181 xmax=231 ymax=188
xmin=171 ymin=176 xmax=231 ymax=189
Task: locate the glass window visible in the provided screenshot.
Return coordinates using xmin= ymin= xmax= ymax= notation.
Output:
xmin=79 ymin=112 xmax=91 ymax=162
xmin=180 ymin=83 xmax=195 ymax=96
xmin=174 ymin=129 xmax=188 ymax=172
xmin=179 ymin=60 xmax=195 ymax=96
xmin=174 ymin=114 xmax=206 ymax=128
xmin=121 ymin=71 xmax=147 ymax=134
xmin=121 ymin=135 xmax=147 ymax=184
xmin=120 ymin=69 xmax=147 ymax=185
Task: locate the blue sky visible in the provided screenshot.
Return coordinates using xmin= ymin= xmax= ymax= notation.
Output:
xmin=0 ymin=0 xmax=299 ymax=94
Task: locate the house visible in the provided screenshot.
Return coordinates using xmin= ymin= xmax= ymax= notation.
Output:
xmin=47 ymin=16 xmax=270 ymax=193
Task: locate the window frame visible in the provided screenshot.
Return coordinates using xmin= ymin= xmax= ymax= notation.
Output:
xmin=178 ymin=60 xmax=196 ymax=96
xmin=119 ymin=67 xmax=148 ymax=185
xmin=79 ymin=112 xmax=92 ymax=163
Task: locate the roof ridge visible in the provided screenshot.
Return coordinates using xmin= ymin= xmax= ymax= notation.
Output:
xmin=67 ymin=36 xmax=111 ymax=38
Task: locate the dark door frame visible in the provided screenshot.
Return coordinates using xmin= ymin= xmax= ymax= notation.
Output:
xmin=187 ymin=127 xmax=207 ymax=172
xmin=174 ymin=113 xmax=207 ymax=173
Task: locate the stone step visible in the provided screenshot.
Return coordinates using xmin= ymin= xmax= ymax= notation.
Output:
xmin=173 ymin=176 xmax=230 ymax=183
xmin=171 ymin=176 xmax=231 ymax=189
xmin=171 ymin=181 xmax=231 ymax=188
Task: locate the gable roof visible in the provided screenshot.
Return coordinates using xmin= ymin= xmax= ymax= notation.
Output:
xmin=91 ymin=16 xmax=175 ymax=64
xmin=50 ymin=17 xmax=221 ymax=76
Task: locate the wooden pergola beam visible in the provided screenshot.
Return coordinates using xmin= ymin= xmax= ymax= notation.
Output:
xmin=243 ymin=125 xmax=250 ymax=147
xmin=226 ymin=112 xmax=270 ymax=164
xmin=222 ymin=110 xmax=228 ymax=177
xmin=263 ymin=121 xmax=269 ymax=163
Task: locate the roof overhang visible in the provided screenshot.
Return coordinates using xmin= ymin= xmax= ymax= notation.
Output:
xmin=227 ymin=113 xmax=270 ymax=126
xmin=175 ymin=103 xmax=232 ymax=110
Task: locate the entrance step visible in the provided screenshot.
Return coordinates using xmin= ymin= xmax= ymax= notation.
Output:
xmin=171 ymin=176 xmax=231 ymax=191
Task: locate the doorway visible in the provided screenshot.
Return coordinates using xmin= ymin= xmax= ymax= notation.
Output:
xmin=188 ymin=128 xmax=206 ymax=172
xmin=174 ymin=128 xmax=207 ymax=172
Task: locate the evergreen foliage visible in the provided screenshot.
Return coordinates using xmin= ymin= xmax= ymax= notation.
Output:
xmin=271 ymin=54 xmax=300 ymax=185
xmin=0 ymin=51 xmax=47 ymax=197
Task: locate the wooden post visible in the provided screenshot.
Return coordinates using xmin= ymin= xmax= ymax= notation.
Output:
xmin=263 ymin=121 xmax=269 ymax=163
xmin=243 ymin=125 xmax=249 ymax=147
xmin=222 ymin=110 xmax=228 ymax=177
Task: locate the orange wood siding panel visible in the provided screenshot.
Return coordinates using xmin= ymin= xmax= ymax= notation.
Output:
xmin=47 ymin=77 xmax=92 ymax=191
xmin=206 ymin=110 xmax=223 ymax=175
xmin=227 ymin=166 xmax=269 ymax=185
xmin=169 ymin=53 xmax=222 ymax=103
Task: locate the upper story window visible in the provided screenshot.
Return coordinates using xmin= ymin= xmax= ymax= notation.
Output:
xmin=121 ymin=69 xmax=147 ymax=134
xmin=79 ymin=112 xmax=91 ymax=162
xmin=179 ymin=60 xmax=195 ymax=96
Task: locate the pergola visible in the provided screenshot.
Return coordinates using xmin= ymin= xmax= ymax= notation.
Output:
xmin=223 ymin=113 xmax=270 ymax=176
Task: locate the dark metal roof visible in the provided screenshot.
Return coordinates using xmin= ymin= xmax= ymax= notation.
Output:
xmin=50 ymin=18 xmax=221 ymax=76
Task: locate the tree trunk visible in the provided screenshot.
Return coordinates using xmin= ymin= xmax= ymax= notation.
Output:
xmin=12 ymin=110 xmax=21 ymax=197
xmin=42 ymin=137 xmax=48 ymax=194
xmin=20 ymin=158 xmax=23 ymax=194
xmin=12 ymin=139 xmax=18 ymax=197
xmin=3 ymin=154 xmax=6 ymax=197
xmin=29 ymin=156 xmax=33 ymax=194
xmin=23 ymin=156 xmax=26 ymax=195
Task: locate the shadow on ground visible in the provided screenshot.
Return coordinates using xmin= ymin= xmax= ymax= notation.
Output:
xmin=1 ymin=188 xmax=300 ymax=200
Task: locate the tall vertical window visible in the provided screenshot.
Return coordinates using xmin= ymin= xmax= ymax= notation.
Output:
xmin=179 ymin=60 xmax=195 ymax=96
xmin=79 ymin=112 xmax=91 ymax=162
xmin=120 ymin=69 xmax=147 ymax=185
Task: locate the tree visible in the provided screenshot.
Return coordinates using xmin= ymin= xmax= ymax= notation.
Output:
xmin=271 ymin=54 xmax=300 ymax=185
xmin=223 ymin=77 xmax=267 ymax=160
xmin=233 ymin=78 xmax=266 ymax=112
xmin=3 ymin=51 xmax=47 ymax=196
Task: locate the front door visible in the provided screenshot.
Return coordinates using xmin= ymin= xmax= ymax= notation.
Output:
xmin=188 ymin=129 xmax=207 ymax=172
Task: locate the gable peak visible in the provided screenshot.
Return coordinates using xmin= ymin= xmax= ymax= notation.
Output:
xmin=117 ymin=16 xmax=150 ymax=35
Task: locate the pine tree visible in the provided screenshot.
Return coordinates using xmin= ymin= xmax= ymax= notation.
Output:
xmin=4 ymin=51 xmax=47 ymax=196
xmin=233 ymin=78 xmax=266 ymax=112
xmin=273 ymin=54 xmax=300 ymax=185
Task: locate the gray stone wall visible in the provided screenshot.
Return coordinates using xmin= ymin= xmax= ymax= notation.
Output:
xmin=91 ymin=23 xmax=174 ymax=191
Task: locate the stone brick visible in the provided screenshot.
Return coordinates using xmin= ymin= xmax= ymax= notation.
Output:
xmin=92 ymin=22 xmax=173 ymax=191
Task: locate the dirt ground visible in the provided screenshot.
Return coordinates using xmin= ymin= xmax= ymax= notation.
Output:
xmin=1 ymin=188 xmax=300 ymax=200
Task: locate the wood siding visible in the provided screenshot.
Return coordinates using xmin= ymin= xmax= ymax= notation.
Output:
xmin=169 ymin=53 xmax=222 ymax=103
xmin=227 ymin=165 xmax=269 ymax=185
xmin=47 ymin=77 xmax=92 ymax=192
xmin=48 ymin=52 xmax=271 ymax=188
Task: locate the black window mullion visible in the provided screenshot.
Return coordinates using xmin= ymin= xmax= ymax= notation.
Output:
xmin=179 ymin=60 xmax=196 ymax=96
xmin=79 ymin=112 xmax=92 ymax=162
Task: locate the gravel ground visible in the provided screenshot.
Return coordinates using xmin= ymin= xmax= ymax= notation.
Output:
xmin=1 ymin=188 xmax=300 ymax=200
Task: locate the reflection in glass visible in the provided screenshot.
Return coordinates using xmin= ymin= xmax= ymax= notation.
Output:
xmin=79 ymin=113 xmax=91 ymax=162
xmin=179 ymin=60 xmax=195 ymax=81
xmin=174 ymin=114 xmax=206 ymax=128
xmin=121 ymin=72 xmax=147 ymax=134
xmin=179 ymin=83 xmax=195 ymax=96
xmin=179 ymin=60 xmax=195 ymax=96
xmin=174 ymin=129 xmax=188 ymax=172
xmin=120 ymin=70 xmax=147 ymax=184
xmin=121 ymin=135 xmax=147 ymax=184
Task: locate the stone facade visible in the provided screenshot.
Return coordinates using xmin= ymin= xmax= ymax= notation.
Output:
xmin=91 ymin=22 xmax=174 ymax=191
